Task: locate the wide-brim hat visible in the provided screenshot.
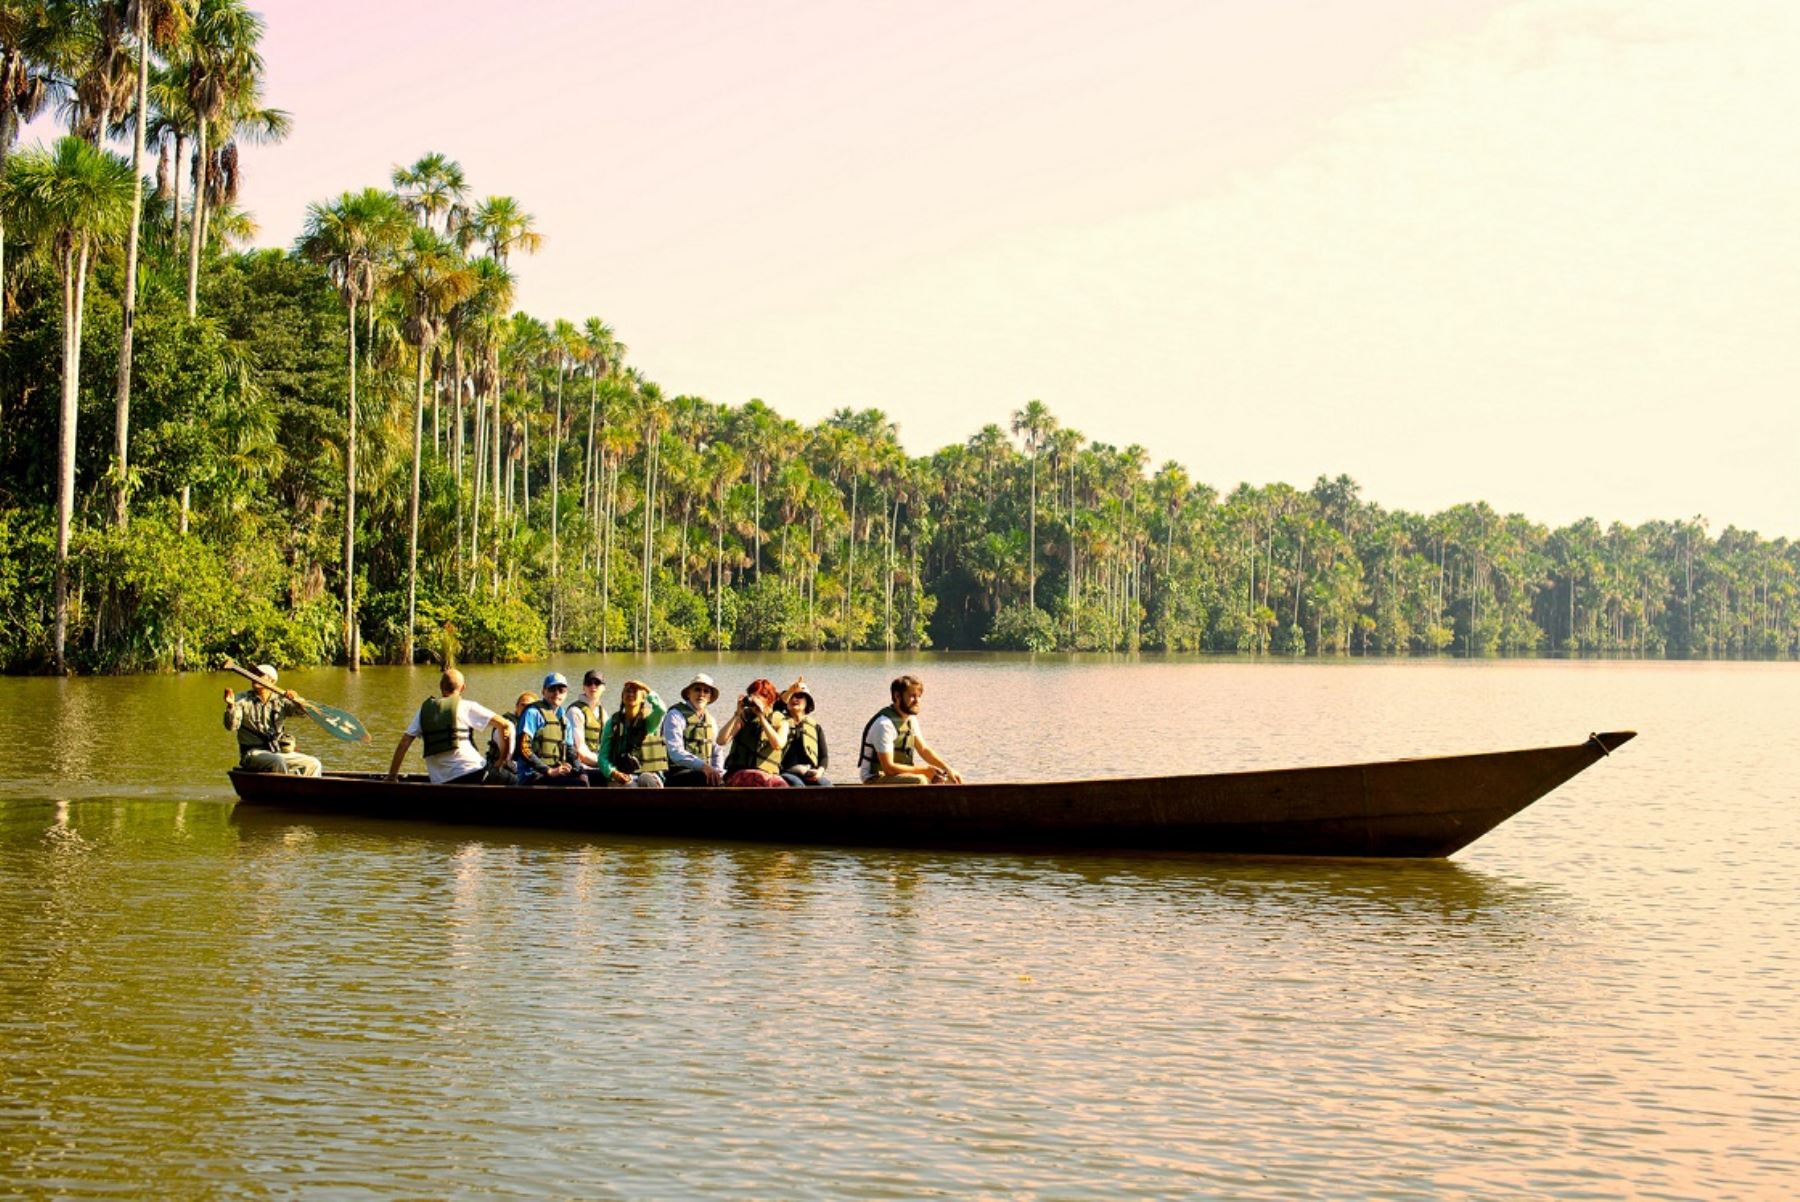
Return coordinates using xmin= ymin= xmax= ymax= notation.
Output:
xmin=681 ymin=672 xmax=720 ymax=703
xmin=254 ymin=663 xmax=279 ymax=683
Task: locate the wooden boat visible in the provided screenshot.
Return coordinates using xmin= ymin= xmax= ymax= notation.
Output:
xmin=226 ymin=730 xmax=1635 ymax=858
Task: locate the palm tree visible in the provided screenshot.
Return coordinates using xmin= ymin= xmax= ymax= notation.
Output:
xmin=704 ymin=440 xmax=745 ymax=645
xmin=3 ymin=136 xmax=136 ymax=671
xmin=458 ymin=258 xmax=514 ymax=584
xmin=470 ymin=194 xmax=541 ymax=266
xmin=297 ymin=187 xmax=410 ymax=666
xmin=636 ymin=380 xmax=669 ymax=651
xmin=579 ymin=317 xmax=619 ymax=519
xmin=546 ymin=316 xmax=581 ymax=641
xmin=391 ymin=151 xmax=466 ymax=234
xmin=0 ymin=0 xmax=58 ymax=335
xmin=448 ymin=255 xmax=513 ymax=573
xmin=390 ymin=226 xmax=475 ymax=662
xmin=109 ymin=0 xmax=190 ymax=528
xmin=61 ymin=1 xmax=134 ymax=144
xmin=173 ymin=0 xmax=267 ymax=317
xmin=1011 ymin=399 xmax=1057 ymax=612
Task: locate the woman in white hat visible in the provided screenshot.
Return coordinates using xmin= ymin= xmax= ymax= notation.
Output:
xmin=660 ymin=672 xmax=724 ymax=786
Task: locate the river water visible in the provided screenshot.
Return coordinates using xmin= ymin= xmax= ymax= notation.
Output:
xmin=0 ymin=656 xmax=1793 ymax=1198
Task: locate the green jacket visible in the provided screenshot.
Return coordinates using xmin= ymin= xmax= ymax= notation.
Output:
xmin=598 ymin=691 xmax=669 ymax=777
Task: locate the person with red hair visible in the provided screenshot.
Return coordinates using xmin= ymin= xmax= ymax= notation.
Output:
xmin=718 ymin=677 xmax=791 ymax=787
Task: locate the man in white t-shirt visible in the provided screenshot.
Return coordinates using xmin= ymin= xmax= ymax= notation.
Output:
xmin=857 ymin=674 xmax=963 ymax=785
xmin=387 ymin=668 xmax=514 ymax=784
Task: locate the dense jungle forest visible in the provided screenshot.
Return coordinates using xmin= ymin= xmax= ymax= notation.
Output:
xmin=2 ymin=0 xmax=1795 ymax=674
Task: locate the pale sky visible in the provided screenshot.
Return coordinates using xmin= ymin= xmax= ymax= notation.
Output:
xmin=232 ymin=0 xmax=1800 ymax=534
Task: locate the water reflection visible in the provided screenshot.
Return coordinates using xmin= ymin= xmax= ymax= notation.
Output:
xmin=2 ymin=659 xmax=1797 ymax=1199
xmin=224 ymin=805 xmax=1562 ymax=943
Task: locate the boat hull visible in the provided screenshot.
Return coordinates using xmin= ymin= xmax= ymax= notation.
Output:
xmin=226 ymin=731 xmax=1634 ymax=858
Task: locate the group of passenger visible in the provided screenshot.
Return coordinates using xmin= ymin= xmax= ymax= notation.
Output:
xmin=227 ymin=661 xmax=963 ymax=788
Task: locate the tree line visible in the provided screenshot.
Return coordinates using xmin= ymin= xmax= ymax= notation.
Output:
xmin=1 ymin=0 xmax=1796 ymax=674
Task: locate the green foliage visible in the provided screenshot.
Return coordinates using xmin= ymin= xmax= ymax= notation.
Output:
xmin=984 ymin=605 xmax=1058 ymax=652
xmin=439 ymin=592 xmax=546 ymax=663
xmin=733 ymin=576 xmax=801 ymax=650
xmin=0 ymin=511 xmax=53 ymax=671
xmin=3 ymin=132 xmax=1796 ymax=673
xmin=651 ymin=580 xmax=708 ymax=651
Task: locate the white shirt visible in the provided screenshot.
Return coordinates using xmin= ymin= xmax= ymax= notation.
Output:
xmin=405 ymin=697 xmax=501 ymax=784
xmin=860 ymin=712 xmax=923 ymax=782
xmin=567 ymin=697 xmax=605 ymax=767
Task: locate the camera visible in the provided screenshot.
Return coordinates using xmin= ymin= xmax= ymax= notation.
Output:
xmin=741 ymin=698 xmax=762 ymax=722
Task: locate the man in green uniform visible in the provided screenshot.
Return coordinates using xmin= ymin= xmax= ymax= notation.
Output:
xmin=223 ymin=663 xmax=322 ymax=776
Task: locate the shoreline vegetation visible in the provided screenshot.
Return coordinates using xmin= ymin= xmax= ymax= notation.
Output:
xmin=3 ymin=3 xmax=1798 ymax=676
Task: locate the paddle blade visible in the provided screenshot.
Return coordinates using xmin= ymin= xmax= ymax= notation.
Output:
xmin=304 ymin=700 xmax=371 ymax=743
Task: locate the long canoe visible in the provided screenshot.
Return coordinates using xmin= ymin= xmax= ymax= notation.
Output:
xmin=226 ymin=730 xmax=1635 ymax=858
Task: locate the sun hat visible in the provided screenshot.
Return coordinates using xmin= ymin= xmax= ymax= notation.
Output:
xmin=543 ymin=672 xmax=569 ymax=690
xmin=255 ymin=663 xmax=279 ymax=683
xmin=682 ymin=672 xmax=719 ymax=703
xmin=787 ymin=685 xmax=815 ymax=712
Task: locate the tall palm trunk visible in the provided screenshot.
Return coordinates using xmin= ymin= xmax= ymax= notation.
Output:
xmin=844 ymin=477 xmax=857 ymax=648
xmin=490 ymin=389 xmax=502 ymax=596
xmin=450 ymin=341 xmax=464 ymax=576
xmin=714 ymin=498 xmax=725 ymax=647
xmin=111 ymin=5 xmax=151 ymax=529
xmin=470 ymin=390 xmax=484 ymax=588
xmin=1027 ymin=453 xmax=1037 ymax=610
xmin=170 ymin=131 xmax=185 ymax=242
xmin=641 ymin=435 xmax=658 ymax=652
xmin=52 ymin=238 xmax=94 ymax=671
xmin=582 ymin=374 xmax=597 ymax=519
xmin=549 ymin=361 xmax=564 ymax=642
xmin=402 ymin=342 xmax=427 ymax=664
xmin=184 ymin=118 xmax=207 ymax=316
xmin=0 ymin=74 xmax=12 ymax=336
xmin=342 ymin=297 xmax=360 ymax=668
xmin=602 ymin=452 xmax=615 ymax=653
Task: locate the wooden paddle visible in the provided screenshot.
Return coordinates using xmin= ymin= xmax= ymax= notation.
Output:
xmin=222 ymin=659 xmax=371 ymax=743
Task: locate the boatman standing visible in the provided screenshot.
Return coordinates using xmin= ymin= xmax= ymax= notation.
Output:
xmin=387 ymin=668 xmax=514 ymax=784
xmin=857 ymin=674 xmax=962 ymax=785
xmin=223 ymin=663 xmax=322 ymax=776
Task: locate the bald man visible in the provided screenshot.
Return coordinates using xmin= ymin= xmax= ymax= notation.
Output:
xmin=388 ymin=668 xmax=514 ymax=784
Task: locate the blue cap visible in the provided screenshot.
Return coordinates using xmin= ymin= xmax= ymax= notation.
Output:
xmin=542 ymin=672 xmax=569 ymax=690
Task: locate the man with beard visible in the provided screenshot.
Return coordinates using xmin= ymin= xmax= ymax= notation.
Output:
xmin=856 ymin=674 xmax=963 ymax=785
